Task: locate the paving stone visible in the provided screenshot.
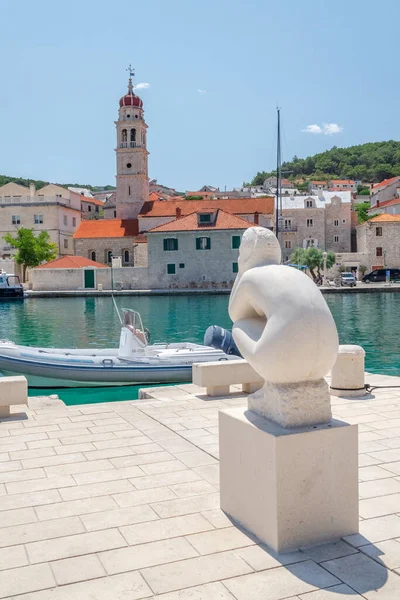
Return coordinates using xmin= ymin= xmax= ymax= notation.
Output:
xmin=140 ymin=550 xmax=253 ymax=594
xmin=121 ymin=513 xmax=215 ymax=545
xmin=59 ymin=478 xmax=134 ymax=501
xmin=140 ymin=460 xmax=187 ymax=475
xmin=0 ymin=506 xmax=37 ymax=527
xmin=0 ymin=563 xmax=55 ymax=598
xmin=9 ymin=448 xmax=56 ymax=461
xmin=44 ymin=458 xmax=113 ymax=477
xmin=6 ymin=475 xmax=75 ymax=495
xmin=236 ymin=544 xmax=307 ymax=571
xmin=110 ymin=451 xmax=174 ymax=469
xmin=132 ymin=469 xmax=203 ymax=490
xmin=0 ymin=545 xmax=28 ymax=571
xmin=298 ymin=584 xmax=364 ymax=598
xmin=83 ymin=447 xmax=136 ymax=461
xmin=224 ymin=560 xmax=340 ymax=600
xmin=73 ymin=465 xmax=145 ymax=485
xmin=10 ymin=571 xmax=152 ymax=599
xmin=193 ymin=464 xmax=220 ymax=485
xmin=359 ymin=492 xmax=400 ymax=518
xmin=50 ymin=554 xmax=106 ymax=585
xmin=26 ymin=528 xmax=127 ymax=563
xmin=35 ymin=495 xmax=117 ymax=521
xmin=345 ymin=514 xmax=400 ymax=546
xmin=54 ymin=442 xmax=96 ymax=454
xmin=113 ymin=486 xmax=178 ymax=508
xmin=174 ymin=450 xmax=218 ymax=468
xmin=201 ymin=509 xmax=233 ymax=529
xmin=100 ymin=537 xmax=198 ymax=575
xmin=321 ymin=552 xmax=400 ymax=598
xmin=359 ymin=477 xmax=400 ymax=499
xmin=302 ymin=540 xmax=358 ymax=562
xmin=0 ymin=516 xmax=85 ymax=548
xmin=145 ymin=582 xmax=236 ymax=599
xmin=186 ymin=526 xmax=255 ymax=554
xmin=0 ymin=467 xmax=45 ymax=484
xmin=150 ymin=493 xmax=220 ymax=518
xmin=360 ymin=539 xmax=400 ymax=569
xmin=81 ymin=504 xmax=158 ymax=531
xmin=168 ymin=480 xmax=216 ymax=498
xmin=358 ymin=465 xmax=398 ymax=481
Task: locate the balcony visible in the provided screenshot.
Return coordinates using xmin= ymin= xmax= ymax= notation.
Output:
xmin=119 ymin=142 xmax=145 ymax=149
xmin=278 ymin=226 xmax=298 ymax=233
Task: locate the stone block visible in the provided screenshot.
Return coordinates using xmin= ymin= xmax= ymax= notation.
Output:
xmin=330 ymin=345 xmax=366 ymax=397
xmin=0 ymin=376 xmax=28 ymax=416
xmin=192 ymin=359 xmax=263 ymax=397
xmin=219 ymin=406 xmax=359 ymax=553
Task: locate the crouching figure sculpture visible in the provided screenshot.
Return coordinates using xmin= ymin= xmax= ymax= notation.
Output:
xmin=229 ymin=227 xmax=339 ymax=428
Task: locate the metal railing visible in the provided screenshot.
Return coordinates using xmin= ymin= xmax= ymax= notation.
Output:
xmin=278 ymin=225 xmax=298 ymax=232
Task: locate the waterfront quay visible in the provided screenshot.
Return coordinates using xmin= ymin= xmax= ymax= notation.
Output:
xmin=0 ymin=374 xmax=400 ymax=598
xmin=24 ymin=282 xmax=400 ymax=298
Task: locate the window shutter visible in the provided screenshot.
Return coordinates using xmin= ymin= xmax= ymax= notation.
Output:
xmin=206 ymin=238 xmax=211 ymax=250
xmin=196 ymin=238 xmax=201 ymax=250
xmin=163 ymin=239 xmax=168 ymax=251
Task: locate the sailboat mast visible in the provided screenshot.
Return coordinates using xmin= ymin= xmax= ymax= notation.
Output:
xmin=275 ymin=107 xmax=282 ymax=255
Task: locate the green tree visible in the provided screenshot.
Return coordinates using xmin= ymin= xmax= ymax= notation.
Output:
xmin=3 ymin=228 xmax=58 ymax=281
xmin=290 ymin=247 xmax=335 ymax=283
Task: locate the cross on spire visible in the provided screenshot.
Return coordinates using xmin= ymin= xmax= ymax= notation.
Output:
xmin=126 ymin=64 xmax=135 ymax=94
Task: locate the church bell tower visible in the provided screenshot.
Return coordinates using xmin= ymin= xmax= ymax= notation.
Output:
xmin=115 ymin=67 xmax=149 ymax=219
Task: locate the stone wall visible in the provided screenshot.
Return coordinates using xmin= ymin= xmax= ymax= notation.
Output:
xmin=147 ymin=229 xmax=245 ymax=289
xmin=30 ymin=267 xmax=149 ymax=291
xmin=74 ymin=237 xmax=148 ymax=267
xmin=357 ymin=221 xmax=400 ymax=270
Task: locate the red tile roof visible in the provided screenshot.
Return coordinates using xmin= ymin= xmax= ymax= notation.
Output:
xmin=372 ymin=176 xmax=400 ymax=190
xmin=147 ymin=209 xmax=254 ymax=233
xmin=330 ymin=180 xmax=355 ymax=185
xmin=80 ymin=195 xmax=104 ymax=207
xmin=311 ymin=180 xmax=327 ymax=185
xmin=368 ymin=213 xmax=400 ymax=223
xmin=139 ymin=197 xmax=274 ymax=218
xmin=35 ymin=256 xmax=108 ymax=269
xmin=73 ymin=219 xmax=139 ymax=239
xmin=375 ymin=197 xmax=400 ymax=208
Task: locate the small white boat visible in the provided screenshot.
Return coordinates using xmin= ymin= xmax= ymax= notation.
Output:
xmin=0 ymin=309 xmax=238 ymax=388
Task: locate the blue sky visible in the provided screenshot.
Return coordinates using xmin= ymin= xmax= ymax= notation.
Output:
xmin=0 ymin=0 xmax=398 ymax=191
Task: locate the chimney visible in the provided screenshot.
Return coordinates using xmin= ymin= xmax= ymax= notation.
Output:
xmin=254 ymin=211 xmax=259 ymax=225
xmin=176 ymin=207 xmax=182 ymax=218
xmin=29 ymin=183 xmax=35 ymax=198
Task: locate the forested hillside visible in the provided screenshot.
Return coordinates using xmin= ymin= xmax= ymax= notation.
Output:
xmin=0 ymin=174 xmax=114 ymax=192
xmin=249 ymin=141 xmax=400 ymax=186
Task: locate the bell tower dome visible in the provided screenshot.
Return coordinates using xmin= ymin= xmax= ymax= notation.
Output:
xmin=115 ymin=67 xmax=149 ymax=219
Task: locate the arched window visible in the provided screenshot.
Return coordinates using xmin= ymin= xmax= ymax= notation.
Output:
xmin=90 ymin=251 xmax=96 ymax=262
xmin=130 ymin=128 xmax=136 ymax=142
xmin=121 ymin=129 xmax=127 ymax=142
xmin=123 ymin=250 xmax=129 ymax=264
xmin=105 ymin=250 xmax=112 ymax=264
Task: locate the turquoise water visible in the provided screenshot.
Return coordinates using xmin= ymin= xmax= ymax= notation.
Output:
xmin=0 ymin=293 xmax=398 ymax=404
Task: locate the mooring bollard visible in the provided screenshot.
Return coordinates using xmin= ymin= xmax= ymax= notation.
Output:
xmin=330 ymin=344 xmax=366 ymax=397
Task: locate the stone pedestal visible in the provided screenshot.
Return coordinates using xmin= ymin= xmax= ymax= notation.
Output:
xmin=330 ymin=345 xmax=366 ymax=397
xmin=219 ymin=406 xmax=359 ymax=553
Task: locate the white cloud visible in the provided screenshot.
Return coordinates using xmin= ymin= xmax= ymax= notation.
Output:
xmin=135 ymin=82 xmax=150 ymax=90
xmin=302 ymin=124 xmax=323 ymax=134
xmin=323 ymin=122 xmax=343 ymax=135
xmin=198 ymin=89 xmax=206 ymax=94
xmin=302 ymin=122 xmax=343 ymax=135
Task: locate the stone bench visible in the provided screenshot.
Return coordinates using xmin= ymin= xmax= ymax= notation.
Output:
xmin=0 ymin=376 xmax=28 ymax=417
xmin=192 ymin=359 xmax=264 ymax=397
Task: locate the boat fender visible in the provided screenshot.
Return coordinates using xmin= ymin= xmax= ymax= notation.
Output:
xmin=203 ymin=325 xmax=242 ymax=357
xmin=102 ymin=358 xmax=115 ymax=367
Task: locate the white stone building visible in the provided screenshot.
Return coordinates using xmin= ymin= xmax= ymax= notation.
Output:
xmin=0 ymin=182 xmax=81 ymax=257
xmin=357 ymin=213 xmax=400 ymax=270
xmin=276 ymin=191 xmax=352 ymax=262
xmin=370 ymin=176 xmax=400 ymax=207
xmin=146 ymin=209 xmax=253 ymax=289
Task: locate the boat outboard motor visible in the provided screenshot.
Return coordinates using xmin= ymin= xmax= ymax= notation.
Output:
xmin=204 ymin=325 xmax=242 ymax=357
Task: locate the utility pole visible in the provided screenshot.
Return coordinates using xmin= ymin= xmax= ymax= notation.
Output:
xmin=275 ymin=108 xmax=283 ymax=259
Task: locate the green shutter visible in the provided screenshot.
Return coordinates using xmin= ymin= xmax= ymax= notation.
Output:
xmin=167 ymin=264 xmax=176 ymax=274
xmin=232 ymin=262 xmax=238 ymax=273
xmin=206 ymin=237 xmax=211 ymax=250
xmin=174 ymin=239 xmax=178 ymax=250
xmin=196 ymin=238 xmax=201 ymax=250
xmin=232 ymin=236 xmax=241 ymax=249
xmin=163 ymin=239 xmax=168 ymax=251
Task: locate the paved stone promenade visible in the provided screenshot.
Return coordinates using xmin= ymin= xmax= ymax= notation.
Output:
xmin=1 ymin=373 xmax=400 ymax=598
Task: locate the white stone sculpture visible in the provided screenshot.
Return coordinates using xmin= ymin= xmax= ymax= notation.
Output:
xmin=229 ymin=227 xmax=339 ymax=427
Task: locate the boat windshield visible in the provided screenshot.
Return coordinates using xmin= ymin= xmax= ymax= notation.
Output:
xmin=7 ymin=276 xmax=21 ymax=288
xmin=122 ymin=309 xmax=148 ymax=347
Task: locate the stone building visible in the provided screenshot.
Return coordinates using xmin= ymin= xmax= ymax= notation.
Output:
xmin=370 ymin=176 xmax=400 ymax=207
xmin=329 ymin=180 xmax=358 ymax=192
xmin=80 ymin=196 xmax=104 ymax=219
xmin=0 ymin=182 xmax=81 ymax=257
xmin=277 ymin=191 xmax=352 ymax=262
xmin=73 ymin=220 xmax=147 ymax=267
xmin=357 ymin=213 xmax=400 ymax=270
xmin=146 ymin=209 xmax=253 ymax=289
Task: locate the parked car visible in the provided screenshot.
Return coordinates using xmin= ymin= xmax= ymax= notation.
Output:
xmin=340 ymin=272 xmax=357 ymax=287
xmin=362 ymin=268 xmax=400 ymax=283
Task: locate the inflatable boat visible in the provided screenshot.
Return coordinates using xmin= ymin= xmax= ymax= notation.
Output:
xmin=0 ymin=310 xmax=238 ymax=388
